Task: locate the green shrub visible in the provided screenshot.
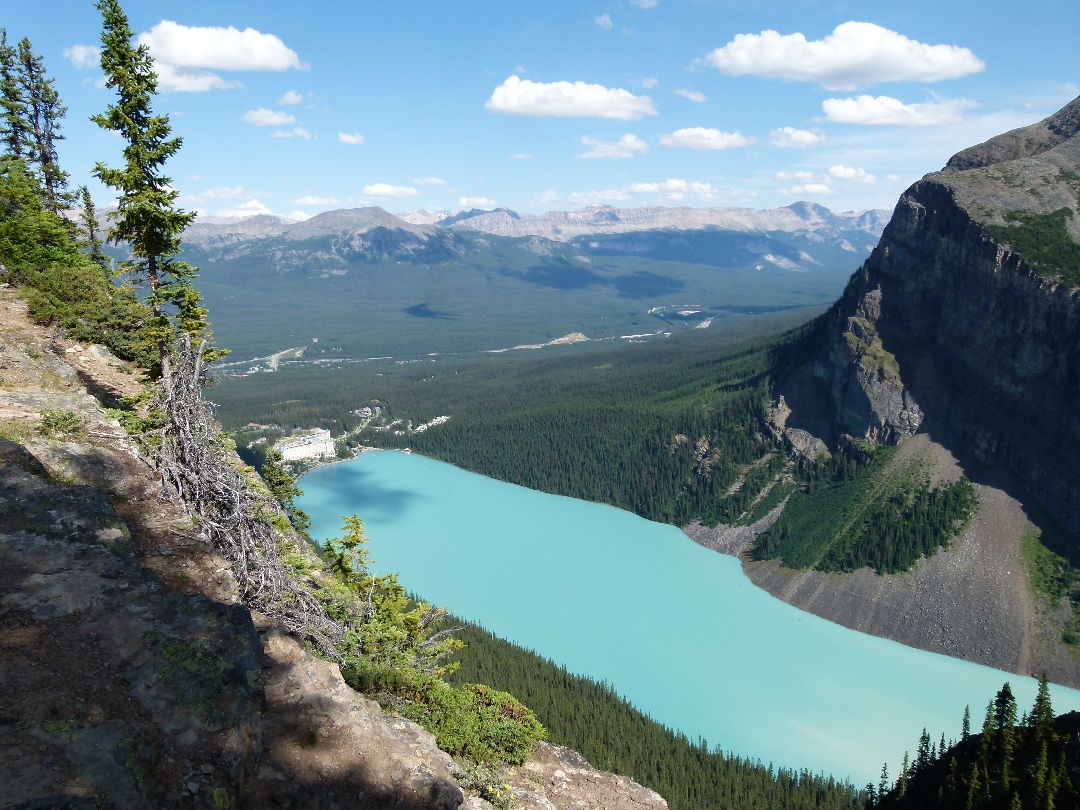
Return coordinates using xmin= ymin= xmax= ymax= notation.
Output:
xmin=342 ymin=659 xmax=545 ymax=765
xmin=457 ymin=762 xmax=515 ymax=809
xmin=38 ymin=408 xmax=85 ymax=436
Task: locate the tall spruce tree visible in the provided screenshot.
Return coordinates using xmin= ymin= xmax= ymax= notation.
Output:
xmin=0 ymin=30 xmax=29 ymax=159
xmin=16 ymin=37 xmax=69 ymax=212
xmin=90 ymin=0 xmax=215 ymax=390
xmin=77 ymin=185 xmax=109 ymax=273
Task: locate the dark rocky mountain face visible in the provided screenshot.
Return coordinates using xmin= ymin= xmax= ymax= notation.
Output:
xmin=786 ymin=95 xmax=1080 ymax=531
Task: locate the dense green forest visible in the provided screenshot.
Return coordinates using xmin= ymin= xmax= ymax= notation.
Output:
xmin=871 ymin=678 xmax=1079 ymax=809
xmin=448 ymin=622 xmax=867 ymax=810
xmin=218 ymin=310 xmax=820 ymax=525
xmin=752 ymin=442 xmax=979 ymax=574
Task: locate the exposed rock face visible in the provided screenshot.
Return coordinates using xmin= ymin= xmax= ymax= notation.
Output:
xmin=488 ymin=743 xmax=668 ymax=810
xmin=789 ymin=95 xmax=1080 ymax=531
xmin=944 ymin=95 xmax=1080 ymax=172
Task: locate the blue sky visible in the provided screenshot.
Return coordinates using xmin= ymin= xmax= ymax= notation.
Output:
xmin=7 ymin=0 xmax=1079 ymax=219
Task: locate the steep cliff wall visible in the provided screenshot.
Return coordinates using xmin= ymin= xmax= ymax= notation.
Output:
xmin=721 ymin=97 xmax=1080 ymax=686
xmin=793 ymin=95 xmax=1080 ymax=531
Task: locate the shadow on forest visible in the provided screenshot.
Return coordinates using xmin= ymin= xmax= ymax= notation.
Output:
xmin=500 ymin=262 xmax=685 ymax=299
xmin=404 ymin=302 xmax=458 ymax=319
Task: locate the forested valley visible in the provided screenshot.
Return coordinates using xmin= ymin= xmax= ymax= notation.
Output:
xmin=217 ymin=306 xmax=979 ymax=577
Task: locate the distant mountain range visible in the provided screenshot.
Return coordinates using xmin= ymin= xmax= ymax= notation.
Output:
xmin=181 ymin=201 xmax=891 ymax=250
xmin=177 ymin=200 xmax=885 ymax=361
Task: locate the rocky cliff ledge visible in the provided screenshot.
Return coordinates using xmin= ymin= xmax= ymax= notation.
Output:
xmin=0 ymin=289 xmax=667 ymax=810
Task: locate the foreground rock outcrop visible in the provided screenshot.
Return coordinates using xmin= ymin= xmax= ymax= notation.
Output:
xmin=0 ymin=289 xmax=666 ymax=809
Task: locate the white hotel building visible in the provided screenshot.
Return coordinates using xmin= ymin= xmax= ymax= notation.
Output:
xmin=276 ymin=429 xmax=336 ymax=462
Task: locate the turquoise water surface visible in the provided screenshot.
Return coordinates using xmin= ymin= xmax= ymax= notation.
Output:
xmin=297 ymin=450 xmax=1080 ymax=783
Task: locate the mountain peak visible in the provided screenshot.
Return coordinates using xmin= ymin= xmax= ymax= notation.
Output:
xmin=784 ymin=201 xmax=837 ymax=222
xmin=280 ymin=206 xmax=419 ymax=240
xmin=436 ymin=207 xmax=519 ymax=227
xmin=944 ymin=94 xmax=1080 ymax=172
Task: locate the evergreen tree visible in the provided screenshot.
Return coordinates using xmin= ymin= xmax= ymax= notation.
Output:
xmin=90 ymin=0 xmax=216 ymax=389
xmin=878 ymin=763 xmax=890 ymax=799
xmin=0 ymin=30 xmax=29 ymax=159
xmin=260 ymin=447 xmax=311 ymax=536
xmin=915 ymin=728 xmax=932 ymax=773
xmin=78 ymin=185 xmax=109 ymax=273
xmin=897 ymin=752 xmax=910 ymax=798
xmin=1028 ymin=674 xmax=1055 ymax=739
xmin=962 ymin=704 xmax=971 ymax=739
xmin=15 ymin=37 xmax=69 ymax=212
xmin=994 ymin=682 xmax=1018 ymax=731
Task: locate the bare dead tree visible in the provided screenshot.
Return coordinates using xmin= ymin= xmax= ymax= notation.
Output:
xmin=152 ymin=335 xmax=351 ymax=659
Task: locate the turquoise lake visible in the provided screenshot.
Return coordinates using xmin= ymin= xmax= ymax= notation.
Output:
xmin=297 ymin=450 xmax=1080 ymax=784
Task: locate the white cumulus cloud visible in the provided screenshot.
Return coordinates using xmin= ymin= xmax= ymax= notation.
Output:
xmin=63 ymin=44 xmax=100 ymax=69
xmin=145 ymin=63 xmax=239 ymax=92
xmin=271 ymin=127 xmax=312 ymax=139
xmin=338 ymin=132 xmax=364 ymax=145
xmin=641 ymin=77 xmax=659 ymax=89
xmin=215 ymin=199 xmax=275 ymax=218
xmin=658 ymin=127 xmax=755 ymax=151
xmin=702 ymin=21 xmax=985 ymax=90
xmin=278 ymin=90 xmax=303 ymax=105
xmin=202 ymin=186 xmax=245 ymax=199
xmin=292 ymin=196 xmax=342 ymax=205
xmin=486 ymin=76 xmax=657 ymax=120
xmin=510 ymin=153 xmax=533 ymax=160
xmin=577 ymin=134 xmax=648 ymax=159
xmin=776 ymin=171 xmax=816 ymax=181
xmin=128 ymin=20 xmax=304 ymax=92
xmin=364 ymin=184 xmax=420 ymax=198
xmin=595 ymin=14 xmax=614 ymax=30
xmin=137 ymin=20 xmax=303 ymax=71
xmin=821 ymin=94 xmax=977 ymax=126
xmin=780 ymin=183 xmax=834 ymax=196
xmin=566 ymin=177 xmax=722 ymax=205
xmin=675 ymin=89 xmax=707 ymax=103
xmin=567 ymin=189 xmax=633 ymax=204
xmin=770 ymin=126 xmax=825 ymax=148
xmin=412 ymin=177 xmax=448 ymax=185
xmin=243 ymin=108 xmax=296 ymax=126
xmin=629 ymin=179 xmax=717 ymax=200
xmin=829 ymin=165 xmax=875 ymax=182
xmin=459 ymin=197 xmax=498 ymax=208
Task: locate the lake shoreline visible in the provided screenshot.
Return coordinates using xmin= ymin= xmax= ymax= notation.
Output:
xmin=297 ymin=451 xmax=1080 ymax=783
xmin=307 ymin=449 xmax=1080 ymax=690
